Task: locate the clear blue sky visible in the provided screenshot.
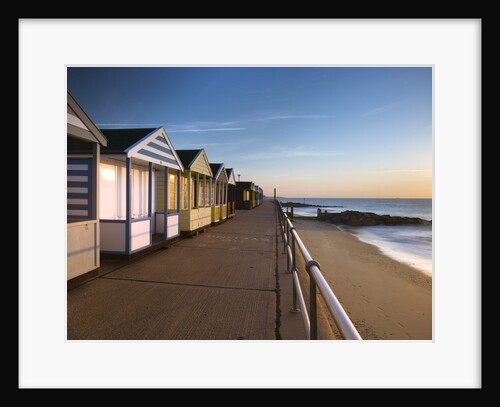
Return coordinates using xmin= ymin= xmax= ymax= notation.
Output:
xmin=68 ymin=67 xmax=432 ymax=198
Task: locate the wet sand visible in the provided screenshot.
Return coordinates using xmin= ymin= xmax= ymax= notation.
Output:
xmin=292 ymin=217 xmax=432 ymax=340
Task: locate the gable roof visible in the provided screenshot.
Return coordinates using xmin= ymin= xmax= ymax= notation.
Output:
xmin=177 ymin=149 xmax=213 ymax=177
xmin=209 ymin=163 xmax=222 ymax=178
xmin=236 ymin=181 xmax=254 ymax=189
xmin=100 ymin=128 xmax=156 ymax=153
xmin=177 ymin=150 xmax=201 ymax=168
xmin=99 ymin=128 xmax=184 ymax=170
xmin=225 ymin=168 xmax=237 ymax=185
xmin=209 ymin=163 xmax=228 ymax=183
xmin=67 ymin=92 xmax=107 ymax=146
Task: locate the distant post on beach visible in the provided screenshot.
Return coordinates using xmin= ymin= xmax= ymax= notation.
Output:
xmin=274 ymin=188 xmax=276 ymax=202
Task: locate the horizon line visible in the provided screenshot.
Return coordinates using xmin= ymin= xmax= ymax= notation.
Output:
xmin=270 ymin=196 xmax=432 ymax=200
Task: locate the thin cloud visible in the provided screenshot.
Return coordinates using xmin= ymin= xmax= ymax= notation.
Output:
xmin=163 ymin=119 xmax=245 ymax=133
xmin=97 ymin=114 xmax=327 ymax=131
xmin=240 ymin=146 xmax=347 ymax=160
xmin=259 ymin=114 xmax=329 ymax=121
xmin=361 ymin=101 xmax=401 ymax=117
xmin=175 ymin=142 xmax=228 ymax=148
xmin=168 ymin=114 xmax=328 ymax=131
xmin=169 ymin=127 xmax=246 ymax=133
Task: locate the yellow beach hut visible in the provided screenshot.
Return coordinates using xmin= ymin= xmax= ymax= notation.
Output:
xmin=251 ymin=184 xmax=257 ymax=208
xmin=209 ymin=163 xmax=229 ymax=224
xmin=176 ymin=150 xmax=214 ymax=235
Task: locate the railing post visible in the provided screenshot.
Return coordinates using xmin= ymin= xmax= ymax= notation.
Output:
xmin=290 ymin=230 xmax=299 ymax=313
xmin=286 ymin=223 xmax=291 ymax=272
xmin=278 ymin=204 xmax=282 ymax=232
xmin=291 ymin=276 xmax=298 ymax=313
xmin=310 ymin=278 xmax=318 ymax=339
xmin=283 ymin=216 xmax=287 ymax=254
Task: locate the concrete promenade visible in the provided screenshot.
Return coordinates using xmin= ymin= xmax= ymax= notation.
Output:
xmin=68 ymin=200 xmax=309 ymax=340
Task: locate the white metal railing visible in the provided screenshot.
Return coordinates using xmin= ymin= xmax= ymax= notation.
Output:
xmin=276 ymin=201 xmax=362 ymax=340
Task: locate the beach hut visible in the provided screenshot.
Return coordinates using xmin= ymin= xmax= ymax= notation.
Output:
xmin=69 ymin=127 xmax=184 ymax=257
xmin=67 ymin=92 xmax=108 ymax=281
xmin=251 ymin=184 xmax=257 ymax=208
xmin=176 ymin=150 xmax=214 ymax=235
xmin=254 ymin=185 xmax=259 ymax=206
xmin=235 ymin=181 xmax=254 ymax=210
xmin=209 ymin=163 xmax=229 ymax=224
xmin=225 ymin=168 xmax=237 ymax=218
xmin=256 ymin=186 xmax=263 ymax=206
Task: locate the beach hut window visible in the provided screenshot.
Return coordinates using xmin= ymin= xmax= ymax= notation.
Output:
xmin=201 ymin=178 xmax=205 ymax=207
xmin=100 ymin=161 xmax=149 ymax=220
xmin=100 ymin=162 xmax=117 ymax=219
xmin=205 ymin=178 xmax=211 ymax=207
xmin=244 ymin=190 xmax=250 ymax=201
xmin=191 ymin=176 xmax=197 ymax=208
xmin=131 ymin=166 xmax=149 ymax=219
xmin=210 ymin=180 xmax=214 ymax=206
xmin=117 ymin=165 xmax=126 ymax=218
xmin=200 ymin=178 xmax=206 ymax=207
xmin=168 ymin=173 xmax=177 ymax=212
xmin=181 ymin=175 xmax=189 ymax=210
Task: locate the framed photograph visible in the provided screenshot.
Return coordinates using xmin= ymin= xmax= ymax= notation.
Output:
xmin=19 ymin=19 xmax=481 ymax=388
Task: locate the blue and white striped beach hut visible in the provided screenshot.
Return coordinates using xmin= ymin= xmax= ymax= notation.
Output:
xmin=67 ymin=92 xmax=108 ymax=280
xmin=69 ymin=127 xmax=184 ymax=257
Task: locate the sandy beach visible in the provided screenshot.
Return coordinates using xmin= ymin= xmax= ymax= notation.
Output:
xmin=291 ymin=217 xmax=432 ymax=340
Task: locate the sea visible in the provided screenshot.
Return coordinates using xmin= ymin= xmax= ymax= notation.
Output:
xmin=280 ymin=198 xmax=432 ymax=276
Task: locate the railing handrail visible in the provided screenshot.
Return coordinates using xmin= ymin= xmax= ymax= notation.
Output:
xmin=276 ymin=201 xmax=362 ymax=340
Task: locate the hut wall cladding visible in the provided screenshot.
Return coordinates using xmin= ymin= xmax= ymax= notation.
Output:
xmin=67 ymin=158 xmax=92 ymax=220
xmin=155 ymin=170 xmax=165 ymax=210
xmin=212 ymin=205 xmax=220 ymax=221
xmin=193 ymin=207 xmax=212 ymax=230
xmin=134 ymin=134 xmax=181 ymax=170
xmin=180 ymin=207 xmax=212 ymax=230
xmin=180 ymin=209 xmax=190 ymax=230
xmin=191 ymin=158 xmax=211 ymax=176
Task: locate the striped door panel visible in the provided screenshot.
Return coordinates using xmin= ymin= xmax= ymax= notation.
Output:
xmin=67 ymin=158 xmax=92 ymax=220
